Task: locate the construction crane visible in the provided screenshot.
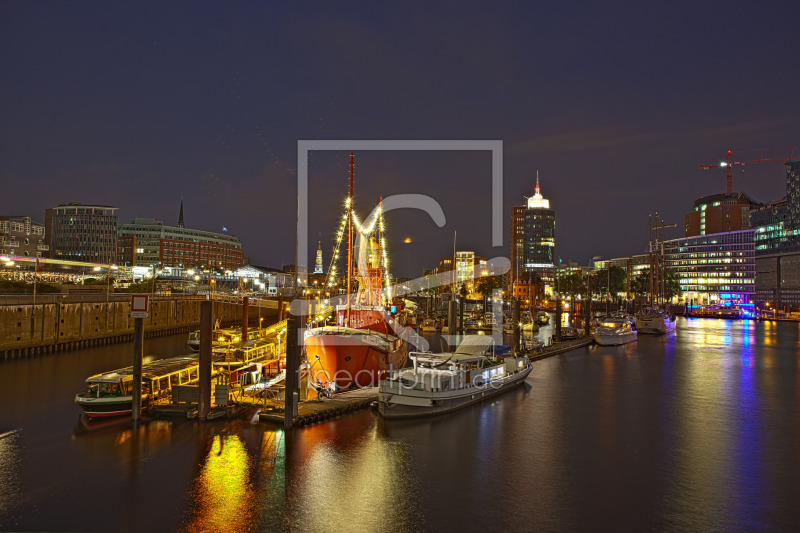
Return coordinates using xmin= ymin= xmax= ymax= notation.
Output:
xmin=699 ymin=147 xmax=797 ymax=195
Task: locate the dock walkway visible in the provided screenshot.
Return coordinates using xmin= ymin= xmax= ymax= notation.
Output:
xmin=258 ymin=386 xmax=378 ymax=427
xmin=529 ymin=337 xmax=593 ymax=362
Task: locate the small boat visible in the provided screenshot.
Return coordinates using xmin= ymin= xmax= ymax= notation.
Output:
xmin=560 ymin=326 xmax=579 ymax=340
xmin=592 ymin=317 xmax=637 ymax=346
xmin=74 ymin=354 xmax=205 ymax=419
xmin=378 ymin=335 xmax=532 ymax=419
xmin=522 ymin=338 xmax=545 ymax=352
xmin=635 ymin=311 xmax=677 ymax=335
xmin=186 ymin=327 xmax=247 ymax=352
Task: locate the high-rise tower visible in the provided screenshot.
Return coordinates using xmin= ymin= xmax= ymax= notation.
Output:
xmin=510 ymin=171 xmax=556 ymax=292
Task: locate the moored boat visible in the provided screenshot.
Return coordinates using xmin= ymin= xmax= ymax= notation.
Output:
xmin=303 ymin=155 xmax=409 ymax=389
xmin=592 ymin=317 xmax=637 ymax=345
xmin=74 ymin=354 xmax=205 ymax=419
xmin=378 ymin=335 xmax=532 ymax=419
xmin=635 ymin=311 xmax=677 ymax=334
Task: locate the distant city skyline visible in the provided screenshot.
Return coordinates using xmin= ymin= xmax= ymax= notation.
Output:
xmin=2 ymin=2 xmax=798 ymax=278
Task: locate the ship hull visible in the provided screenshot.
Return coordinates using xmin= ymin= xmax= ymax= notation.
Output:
xmin=593 ymin=331 xmax=638 ymax=345
xmin=378 ymin=365 xmax=532 ymax=419
xmin=74 ymin=395 xmax=149 ymax=419
xmin=305 ymin=327 xmax=408 ymax=389
xmin=635 ymin=316 xmax=677 ymax=335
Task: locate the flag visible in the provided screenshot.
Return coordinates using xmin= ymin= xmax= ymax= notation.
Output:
xmin=36 ymin=258 xmax=41 ymax=272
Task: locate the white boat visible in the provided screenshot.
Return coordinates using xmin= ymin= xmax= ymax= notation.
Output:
xmin=635 ymin=312 xmax=677 ymax=335
xmin=378 ymin=335 xmax=532 ymax=419
xmin=592 ymin=317 xmax=637 ymax=346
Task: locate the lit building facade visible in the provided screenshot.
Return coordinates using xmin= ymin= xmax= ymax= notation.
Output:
xmin=508 ymin=174 xmax=556 ymax=297
xmin=509 ymin=205 xmax=525 ymax=291
xmin=117 ymin=217 xmax=244 ymax=271
xmin=750 ymin=161 xmax=800 ymax=306
xmin=0 ymin=216 xmax=48 ymax=258
xmin=684 ymin=192 xmax=762 ymax=237
xmin=663 ymin=229 xmax=755 ymax=305
xmin=428 ymin=253 xmax=488 ymax=291
xmin=47 ymin=204 xmax=118 ymax=264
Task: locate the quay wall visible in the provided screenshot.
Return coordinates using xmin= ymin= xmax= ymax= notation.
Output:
xmin=0 ymin=299 xmax=275 ymax=358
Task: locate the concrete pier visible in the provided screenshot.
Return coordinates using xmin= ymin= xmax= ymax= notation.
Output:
xmin=0 ymin=297 xmax=275 ymax=358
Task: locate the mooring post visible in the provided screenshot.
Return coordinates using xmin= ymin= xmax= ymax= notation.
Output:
xmin=585 ymin=291 xmax=592 ymax=337
xmin=458 ymin=297 xmax=464 ymax=335
xmin=278 ymin=293 xmax=284 ymax=322
xmin=198 ymin=300 xmax=213 ymax=420
xmin=131 ymin=317 xmax=144 ymax=422
xmin=513 ymin=299 xmax=521 ymax=352
xmin=447 ymin=299 xmax=457 ymax=336
xmin=555 ymin=296 xmax=562 ymax=343
xmin=284 ymin=315 xmax=298 ymax=429
xmin=242 ymin=296 xmax=249 ymax=341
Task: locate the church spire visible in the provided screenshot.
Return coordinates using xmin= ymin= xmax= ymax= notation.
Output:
xmin=314 ymin=240 xmax=324 ymax=274
xmin=178 ymin=198 xmax=185 ymax=228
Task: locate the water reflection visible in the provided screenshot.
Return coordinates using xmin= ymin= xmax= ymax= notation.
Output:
xmin=182 ymin=431 xmax=254 ymax=533
xmin=283 ymin=416 xmax=421 ymax=533
xmin=5 ymin=322 xmax=800 ymax=531
xmin=0 ymin=429 xmax=23 ymax=520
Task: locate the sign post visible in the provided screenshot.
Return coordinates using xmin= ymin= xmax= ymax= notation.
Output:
xmin=130 ymin=295 xmax=149 ymax=422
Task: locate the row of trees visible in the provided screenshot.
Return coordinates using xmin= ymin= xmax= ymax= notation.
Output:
xmin=408 ymin=265 xmax=682 ymax=303
xmin=555 ymin=266 xmax=681 ymax=303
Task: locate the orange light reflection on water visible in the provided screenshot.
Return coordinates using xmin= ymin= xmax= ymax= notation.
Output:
xmin=182 ymin=433 xmax=254 ymax=533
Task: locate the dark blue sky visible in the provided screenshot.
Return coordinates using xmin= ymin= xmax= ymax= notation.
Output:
xmin=2 ymin=1 xmax=798 ymax=277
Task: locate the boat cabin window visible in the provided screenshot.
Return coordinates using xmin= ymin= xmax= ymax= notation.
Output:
xmin=91 ymin=382 xmax=122 ymax=397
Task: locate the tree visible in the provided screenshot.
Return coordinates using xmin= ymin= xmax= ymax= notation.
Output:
xmin=664 ymin=269 xmax=682 ymax=301
xmin=474 ymin=275 xmax=502 ymax=298
xmin=631 ymin=268 xmax=650 ymax=302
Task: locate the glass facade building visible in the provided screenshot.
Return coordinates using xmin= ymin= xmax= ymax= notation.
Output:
xmin=522 ymin=179 xmax=556 ymax=295
xmin=663 ymin=229 xmax=755 ymax=305
xmin=750 ymin=162 xmax=800 ymax=306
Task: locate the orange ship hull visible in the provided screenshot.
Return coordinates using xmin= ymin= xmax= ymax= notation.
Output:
xmin=304 ymin=326 xmax=408 ymax=389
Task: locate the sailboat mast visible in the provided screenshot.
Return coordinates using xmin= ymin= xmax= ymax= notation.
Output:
xmin=347 ymin=153 xmax=354 ymax=327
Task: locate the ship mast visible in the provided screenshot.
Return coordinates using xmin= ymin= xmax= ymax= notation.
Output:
xmin=347 ymin=153 xmax=354 ymax=327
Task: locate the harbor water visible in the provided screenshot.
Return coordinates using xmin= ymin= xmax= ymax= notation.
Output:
xmin=2 ymin=317 xmax=800 ymax=531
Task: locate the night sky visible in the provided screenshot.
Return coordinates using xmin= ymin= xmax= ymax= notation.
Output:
xmin=2 ymin=1 xmax=798 ymax=278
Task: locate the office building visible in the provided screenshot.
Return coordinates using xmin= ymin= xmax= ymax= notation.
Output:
xmin=117 ymin=208 xmax=243 ymax=270
xmin=510 ymin=173 xmax=556 ymax=295
xmin=663 ymin=229 xmax=755 ymax=305
xmin=684 ymin=192 xmax=762 ymax=237
xmin=750 ymin=161 xmax=800 ymax=306
xmin=0 ymin=216 xmax=48 ymax=258
xmin=47 ymin=204 xmax=118 ymax=264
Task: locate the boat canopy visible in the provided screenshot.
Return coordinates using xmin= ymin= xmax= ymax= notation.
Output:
xmin=455 ymin=335 xmax=495 ymax=355
xmin=85 ymin=354 xmax=202 ymax=383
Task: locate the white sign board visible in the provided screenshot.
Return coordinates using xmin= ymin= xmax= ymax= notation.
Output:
xmin=130 ymin=295 xmax=149 ymax=318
